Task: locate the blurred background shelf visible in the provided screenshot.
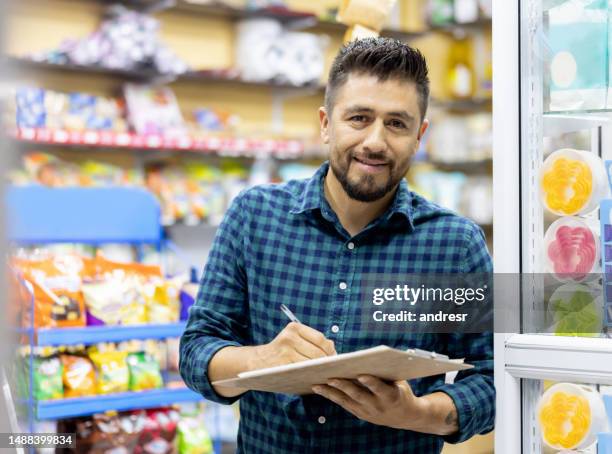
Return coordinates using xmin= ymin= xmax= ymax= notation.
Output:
xmin=33 ymin=322 xmax=187 ymax=347
xmin=11 ymin=127 xmax=306 ymax=158
xmin=35 ymin=387 xmax=202 ymax=419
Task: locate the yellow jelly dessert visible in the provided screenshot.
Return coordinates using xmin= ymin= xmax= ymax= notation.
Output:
xmin=542 ymin=157 xmax=592 ymax=215
xmin=538 ymin=390 xmax=591 ymax=449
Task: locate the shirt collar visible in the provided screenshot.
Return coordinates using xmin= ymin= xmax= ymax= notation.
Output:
xmin=290 ymin=161 xmax=414 ymax=231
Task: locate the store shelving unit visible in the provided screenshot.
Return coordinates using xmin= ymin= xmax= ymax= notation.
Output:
xmin=6 ymin=186 xmax=221 ymax=452
xmin=37 ymin=388 xmax=202 ymax=420
xmin=33 ymin=323 xmax=187 ymax=347
xmin=10 ymin=126 xmax=305 ymax=158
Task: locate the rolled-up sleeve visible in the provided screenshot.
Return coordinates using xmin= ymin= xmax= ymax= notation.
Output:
xmin=179 ymin=192 xmax=250 ymax=405
xmin=432 ymin=223 xmax=495 ymax=443
xmin=432 ymin=332 xmax=494 ymax=443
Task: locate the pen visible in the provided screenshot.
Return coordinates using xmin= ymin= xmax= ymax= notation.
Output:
xmin=280 ymin=304 xmax=301 ymax=324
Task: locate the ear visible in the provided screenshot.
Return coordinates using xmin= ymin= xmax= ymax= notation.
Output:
xmin=319 ymin=107 xmax=330 ymax=144
xmin=417 ymin=119 xmax=429 ymax=141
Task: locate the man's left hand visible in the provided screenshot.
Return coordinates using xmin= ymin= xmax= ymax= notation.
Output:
xmin=312 ymin=375 xmax=429 ymax=431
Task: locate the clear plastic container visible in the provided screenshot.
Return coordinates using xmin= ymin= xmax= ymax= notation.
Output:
xmin=546 ymin=283 xmax=603 ymax=337
xmin=540 ymin=148 xmax=608 ymax=216
xmin=537 ymin=382 xmax=608 ymax=451
xmin=543 ymin=216 xmax=600 ymax=282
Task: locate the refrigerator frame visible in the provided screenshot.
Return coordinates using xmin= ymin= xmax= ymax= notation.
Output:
xmin=493 ymin=1 xmax=612 ymax=452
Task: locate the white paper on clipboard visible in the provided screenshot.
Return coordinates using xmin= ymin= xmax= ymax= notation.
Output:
xmin=212 ymin=345 xmax=472 ymax=395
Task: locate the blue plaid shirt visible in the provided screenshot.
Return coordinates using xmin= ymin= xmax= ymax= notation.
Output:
xmin=180 ymin=162 xmax=494 ymax=453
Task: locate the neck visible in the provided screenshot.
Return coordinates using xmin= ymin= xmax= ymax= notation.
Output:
xmin=323 ymin=167 xmax=397 ymax=237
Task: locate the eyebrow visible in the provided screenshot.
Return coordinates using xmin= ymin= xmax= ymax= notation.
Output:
xmin=343 ymin=106 xmax=415 ymax=122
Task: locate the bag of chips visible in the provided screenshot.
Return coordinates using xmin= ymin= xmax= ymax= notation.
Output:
xmin=127 ymin=352 xmax=163 ymax=391
xmin=177 ymin=417 xmax=213 ymax=454
xmin=90 ymin=350 xmax=129 ymax=395
xmin=13 ymin=255 xmax=86 ymax=328
xmin=31 ymin=355 xmax=63 ymax=400
xmin=134 ymin=408 xmax=180 ymax=454
xmin=60 ymin=354 xmax=96 ymax=398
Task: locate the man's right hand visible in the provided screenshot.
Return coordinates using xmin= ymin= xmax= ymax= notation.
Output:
xmin=250 ymin=322 xmax=336 ymax=370
xmin=209 ymin=322 xmax=336 ymax=398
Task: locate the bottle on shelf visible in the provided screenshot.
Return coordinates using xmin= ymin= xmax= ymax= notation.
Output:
xmin=446 ymin=31 xmax=476 ymax=100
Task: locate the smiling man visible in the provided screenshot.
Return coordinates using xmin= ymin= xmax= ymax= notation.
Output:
xmin=180 ymin=38 xmax=494 ymax=453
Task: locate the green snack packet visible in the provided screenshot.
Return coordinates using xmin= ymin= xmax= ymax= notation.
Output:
xmin=33 ymin=356 xmax=63 ymax=400
xmin=177 ymin=417 xmax=213 ymax=454
xmin=127 ymin=352 xmax=163 ymax=391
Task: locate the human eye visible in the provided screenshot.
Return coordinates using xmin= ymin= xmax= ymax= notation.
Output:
xmin=349 ymin=115 xmax=367 ymax=122
xmin=388 ymin=119 xmax=407 ymax=129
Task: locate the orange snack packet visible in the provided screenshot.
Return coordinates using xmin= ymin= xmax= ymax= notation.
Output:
xmin=13 ymin=255 xmax=86 ymax=328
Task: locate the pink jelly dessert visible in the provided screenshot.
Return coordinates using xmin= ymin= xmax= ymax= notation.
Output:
xmin=547 ymin=225 xmax=597 ymax=280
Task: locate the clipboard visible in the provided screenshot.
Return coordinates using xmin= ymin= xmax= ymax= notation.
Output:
xmin=212 ymin=345 xmax=472 ymax=395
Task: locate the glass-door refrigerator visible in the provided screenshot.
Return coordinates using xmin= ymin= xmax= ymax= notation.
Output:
xmin=493 ymin=0 xmax=612 ymax=452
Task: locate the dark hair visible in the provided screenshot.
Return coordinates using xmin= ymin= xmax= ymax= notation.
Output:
xmin=325 ymin=37 xmax=430 ymax=122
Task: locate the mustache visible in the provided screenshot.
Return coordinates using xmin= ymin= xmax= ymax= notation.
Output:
xmin=349 ymin=151 xmax=393 ymax=165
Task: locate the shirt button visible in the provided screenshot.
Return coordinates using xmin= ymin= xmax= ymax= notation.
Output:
xmin=347 ymin=242 xmax=355 ymax=250
xmin=339 ymin=282 xmax=347 ymax=290
xmin=331 ymin=325 xmax=340 ymax=333
xmin=318 ymin=416 xmax=326 ymax=424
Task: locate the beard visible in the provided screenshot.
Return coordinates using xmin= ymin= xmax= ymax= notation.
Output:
xmin=329 ymin=150 xmax=410 ymax=202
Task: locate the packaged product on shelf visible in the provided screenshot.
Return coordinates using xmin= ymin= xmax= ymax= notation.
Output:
xmin=544 ymin=217 xmax=600 ymax=282
xmin=427 ymin=0 xmax=454 ymax=26
xmin=82 ymin=274 xmax=147 ymax=326
xmin=537 ymin=382 xmax=607 ymax=450
xmin=547 ymin=283 xmax=603 ymax=337
xmin=13 ymin=255 xmax=86 ymax=328
xmin=124 ymin=84 xmax=186 ymax=136
xmin=235 ymin=19 xmax=325 ymax=85
xmin=179 ymin=280 xmax=199 ymax=321
xmin=276 ymin=32 xmax=327 ymax=86
xmin=135 ymin=408 xmax=180 ymax=454
xmin=546 ymin=0 xmax=608 ymax=112
xmin=235 ymin=18 xmax=283 ymax=82
xmin=31 ymin=4 xmax=188 ymax=75
xmin=89 ymin=350 xmax=130 ymax=394
xmin=446 ymin=33 xmax=476 ymax=99
xmin=336 ymin=0 xmax=396 ymax=32
xmin=146 ymin=162 xmax=228 ymax=226
xmin=58 ymin=411 xmax=144 ymax=454
xmin=453 ymin=0 xmax=479 ymax=24
xmin=60 ymin=353 xmax=97 ymax=398
xmin=540 ymin=149 xmax=608 ymax=216
xmin=127 ymin=351 xmax=163 ymax=391
xmin=146 ymin=277 xmax=183 ymax=324
xmin=85 ymin=258 xmax=163 ymax=325
xmin=177 ymin=416 xmax=213 ymax=454
xmin=30 ymin=354 xmax=64 ymax=400
xmin=14 ymin=87 xmax=128 ymax=132
xmin=14 ymin=87 xmax=46 ymax=128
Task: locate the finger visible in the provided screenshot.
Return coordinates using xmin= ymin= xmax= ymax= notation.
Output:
xmin=312 ymin=385 xmax=364 ymax=417
xmin=288 ymin=350 xmax=311 ymax=363
xmin=327 ymin=379 xmax=377 ymax=408
xmin=295 ymin=324 xmax=336 ymax=356
xmin=292 ymin=336 xmax=330 ymax=360
xmin=357 ymin=375 xmax=399 ymax=403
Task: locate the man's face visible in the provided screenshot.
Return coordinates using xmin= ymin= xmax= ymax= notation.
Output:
xmin=320 ymin=74 xmax=428 ymax=202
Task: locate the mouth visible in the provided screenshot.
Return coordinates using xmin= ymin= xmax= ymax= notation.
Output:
xmin=352 ymin=156 xmax=390 ymax=174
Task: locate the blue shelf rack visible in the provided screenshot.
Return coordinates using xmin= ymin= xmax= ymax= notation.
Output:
xmin=36 ymin=388 xmax=202 ymax=420
xmin=6 ymin=187 xmax=222 ymax=453
xmin=34 ymin=322 xmax=187 ymax=346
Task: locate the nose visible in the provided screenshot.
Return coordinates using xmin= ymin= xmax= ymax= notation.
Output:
xmin=362 ymin=119 xmax=387 ymax=154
